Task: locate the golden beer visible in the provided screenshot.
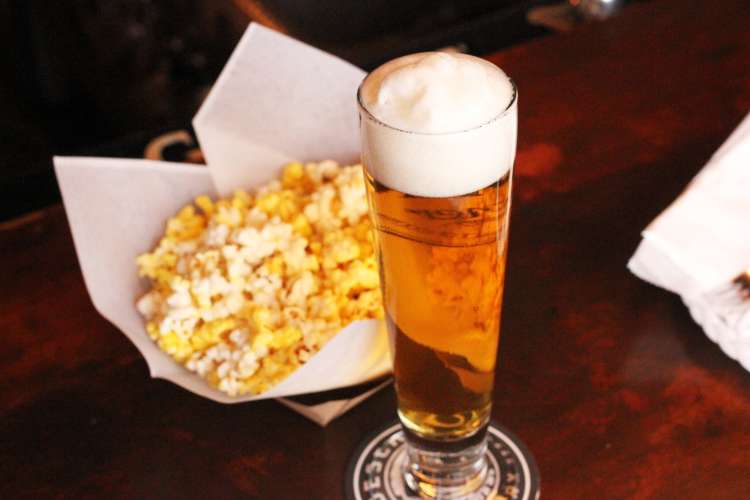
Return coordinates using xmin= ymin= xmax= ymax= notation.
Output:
xmin=365 ymin=171 xmax=510 ymax=442
xmin=357 ymin=50 xmax=517 ymax=497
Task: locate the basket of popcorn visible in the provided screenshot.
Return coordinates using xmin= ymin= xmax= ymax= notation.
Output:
xmin=55 ymin=24 xmax=391 ymax=425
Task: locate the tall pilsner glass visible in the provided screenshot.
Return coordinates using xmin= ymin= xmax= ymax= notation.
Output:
xmin=357 ymin=53 xmax=517 ymax=498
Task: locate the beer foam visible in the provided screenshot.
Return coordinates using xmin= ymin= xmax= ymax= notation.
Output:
xmin=359 ymin=52 xmax=517 ymax=197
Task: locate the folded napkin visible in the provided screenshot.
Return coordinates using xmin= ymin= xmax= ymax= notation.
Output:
xmin=628 ymin=111 xmax=750 ymax=369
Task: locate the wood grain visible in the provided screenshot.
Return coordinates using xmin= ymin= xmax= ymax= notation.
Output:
xmin=2 ymin=0 xmax=750 ymax=498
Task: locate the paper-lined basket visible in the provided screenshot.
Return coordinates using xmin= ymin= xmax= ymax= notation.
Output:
xmin=54 ymin=24 xmax=391 ymax=424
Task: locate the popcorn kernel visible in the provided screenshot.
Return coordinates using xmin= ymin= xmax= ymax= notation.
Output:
xmin=136 ymin=161 xmax=383 ymax=397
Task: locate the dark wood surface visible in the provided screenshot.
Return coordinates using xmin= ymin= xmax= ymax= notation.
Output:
xmin=3 ymin=0 xmax=750 ymax=498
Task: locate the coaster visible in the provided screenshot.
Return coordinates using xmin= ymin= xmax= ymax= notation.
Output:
xmin=346 ymin=421 xmax=540 ymax=500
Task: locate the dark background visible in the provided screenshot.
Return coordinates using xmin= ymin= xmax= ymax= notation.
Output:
xmin=0 ymin=0 xmax=637 ymax=221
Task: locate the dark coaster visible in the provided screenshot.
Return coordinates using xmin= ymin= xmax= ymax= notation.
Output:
xmin=346 ymin=421 xmax=540 ymax=500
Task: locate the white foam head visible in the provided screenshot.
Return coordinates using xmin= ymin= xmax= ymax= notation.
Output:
xmin=358 ymin=52 xmax=517 ymax=197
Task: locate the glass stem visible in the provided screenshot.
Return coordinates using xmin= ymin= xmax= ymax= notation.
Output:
xmin=403 ymin=433 xmax=489 ymax=498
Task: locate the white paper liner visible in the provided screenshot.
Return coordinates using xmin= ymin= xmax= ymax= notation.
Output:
xmin=55 ymin=157 xmax=390 ymax=404
xmin=194 ymin=23 xmax=366 ymax=196
xmin=53 ymin=23 xmax=392 ymax=415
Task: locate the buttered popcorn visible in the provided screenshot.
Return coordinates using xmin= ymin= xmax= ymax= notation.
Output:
xmin=136 ymin=161 xmax=382 ymax=396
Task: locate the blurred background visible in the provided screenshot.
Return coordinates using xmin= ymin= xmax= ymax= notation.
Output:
xmin=0 ymin=0 xmax=639 ymax=221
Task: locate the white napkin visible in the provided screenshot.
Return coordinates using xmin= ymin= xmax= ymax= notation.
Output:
xmin=628 ymin=111 xmax=750 ymax=369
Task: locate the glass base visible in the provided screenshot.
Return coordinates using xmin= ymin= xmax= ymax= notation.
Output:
xmin=346 ymin=421 xmax=540 ymax=500
xmin=401 ymin=423 xmax=490 ymax=498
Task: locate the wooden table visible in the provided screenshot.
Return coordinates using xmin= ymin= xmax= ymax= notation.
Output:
xmin=3 ymin=0 xmax=750 ymax=497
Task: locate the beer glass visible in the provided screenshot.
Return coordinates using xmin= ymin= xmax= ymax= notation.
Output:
xmin=357 ymin=53 xmax=517 ymax=497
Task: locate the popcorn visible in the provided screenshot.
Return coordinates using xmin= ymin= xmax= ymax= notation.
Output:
xmin=136 ymin=161 xmax=383 ymax=396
